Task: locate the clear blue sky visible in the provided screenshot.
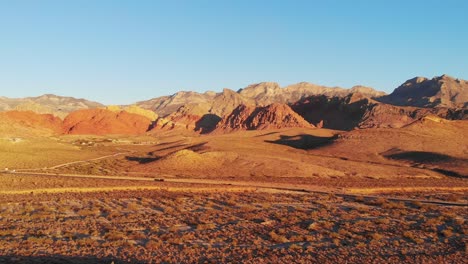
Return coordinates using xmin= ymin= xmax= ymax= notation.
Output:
xmin=0 ymin=0 xmax=467 ymax=104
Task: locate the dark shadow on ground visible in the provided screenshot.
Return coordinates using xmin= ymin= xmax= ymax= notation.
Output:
xmin=152 ymin=144 xmax=189 ymax=152
xmin=185 ymin=142 xmax=209 ymax=152
xmin=385 ymin=151 xmax=453 ymax=163
xmin=125 ymin=156 xmax=161 ymax=164
xmin=126 ymin=142 xmax=209 ymax=164
xmin=0 ymin=255 xmax=143 ymax=264
xmin=265 ymin=134 xmax=337 ymax=150
xmin=431 ymin=168 xmax=465 ymax=178
xmin=382 ymin=149 xmax=467 ymax=179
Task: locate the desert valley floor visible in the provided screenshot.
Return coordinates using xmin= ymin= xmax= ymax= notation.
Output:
xmin=0 ymin=119 xmax=466 ymax=263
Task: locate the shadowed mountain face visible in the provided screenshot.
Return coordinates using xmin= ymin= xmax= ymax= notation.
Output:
xmin=291 ymin=94 xmax=370 ymax=130
xmin=0 ymin=94 xmax=103 ymax=118
xmin=291 ymin=93 xmax=468 ymax=131
xmin=378 ymin=75 xmax=468 ymax=108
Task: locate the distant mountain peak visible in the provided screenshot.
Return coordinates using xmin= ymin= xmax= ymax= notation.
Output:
xmin=379 ymin=74 xmax=467 ymax=108
xmin=0 ymin=94 xmax=103 ymax=118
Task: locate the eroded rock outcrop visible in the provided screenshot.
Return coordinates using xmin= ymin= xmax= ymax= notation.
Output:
xmin=215 ymin=103 xmax=313 ymax=133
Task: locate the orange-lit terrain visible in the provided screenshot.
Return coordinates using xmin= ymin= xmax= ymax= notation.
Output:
xmin=0 ymin=75 xmax=467 ymax=263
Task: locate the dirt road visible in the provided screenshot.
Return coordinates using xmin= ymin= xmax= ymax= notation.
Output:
xmin=14 ymin=151 xmax=130 ymax=172
xmin=4 ymin=171 xmax=467 ymax=207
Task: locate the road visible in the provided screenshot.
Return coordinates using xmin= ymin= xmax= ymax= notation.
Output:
xmin=4 ymin=171 xmax=467 ymax=207
xmin=14 ymin=151 xmax=131 ymax=172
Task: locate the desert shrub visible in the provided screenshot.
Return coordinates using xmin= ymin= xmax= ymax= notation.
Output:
xmin=321 ymin=221 xmax=334 ymax=229
xmin=126 ymin=202 xmax=140 ymax=211
xmin=27 ymin=236 xmax=53 ymax=245
xmin=310 ymin=211 xmax=319 ymax=218
xmin=381 ymin=201 xmax=406 ymax=210
xmin=77 ymin=238 xmax=98 ymax=247
xmin=77 ymin=208 xmax=99 ymax=217
xmin=269 ymin=231 xmax=289 ymax=243
xmin=356 ymin=242 xmax=366 ymax=248
xmin=454 ymin=217 xmax=464 ymax=225
xmin=371 ymin=197 xmax=388 ymax=206
xmin=329 ymin=232 xmax=340 ymax=239
xmin=168 ymin=225 xmax=181 ymax=232
xmin=440 ymin=228 xmax=453 ymax=238
xmin=402 ymin=231 xmax=422 ymax=243
xmin=332 ymin=238 xmax=340 ymax=246
xmin=370 ymin=232 xmax=384 ymax=241
xmin=376 ymin=218 xmax=390 ymax=225
xmin=149 ymin=226 xmax=160 ymax=233
xmin=354 ymin=196 xmax=365 ymax=203
xmin=197 ymin=223 xmax=216 ymax=230
xmin=128 ymin=232 xmax=147 ymax=240
xmin=289 ymin=243 xmax=302 ymax=250
xmin=105 ymin=231 xmax=126 ymax=241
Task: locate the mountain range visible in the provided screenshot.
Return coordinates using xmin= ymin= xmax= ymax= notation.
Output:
xmin=0 ymin=94 xmax=103 ymax=118
xmin=0 ymin=74 xmax=466 ymax=136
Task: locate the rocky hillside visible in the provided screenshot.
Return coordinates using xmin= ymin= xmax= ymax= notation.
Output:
xmin=106 ymin=105 xmax=158 ymax=121
xmin=62 ymin=109 xmax=152 ymax=135
xmin=378 ymin=75 xmax=467 ymax=108
xmin=292 ymin=93 xmax=467 ymax=131
xmin=149 ymin=89 xmax=254 ymax=133
xmin=215 ymin=103 xmax=313 ymax=133
xmin=136 ymin=91 xmax=217 ymax=117
xmin=152 ymin=103 xmax=213 ymax=132
xmin=0 ymin=111 xmax=63 ymax=136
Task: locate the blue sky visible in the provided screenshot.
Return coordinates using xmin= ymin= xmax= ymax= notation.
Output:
xmin=0 ymin=0 xmax=467 ymax=104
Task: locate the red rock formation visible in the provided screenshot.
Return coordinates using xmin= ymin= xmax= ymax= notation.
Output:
xmin=0 ymin=110 xmax=63 ymax=134
xmin=63 ymin=109 xmax=152 ymax=135
xmin=215 ymin=103 xmax=313 ymax=133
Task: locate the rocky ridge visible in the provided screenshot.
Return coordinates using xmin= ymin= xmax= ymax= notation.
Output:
xmin=215 ymin=103 xmax=313 ymax=133
xmin=0 ymin=94 xmax=103 ymax=118
xmin=378 ymin=75 xmax=467 ymax=108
